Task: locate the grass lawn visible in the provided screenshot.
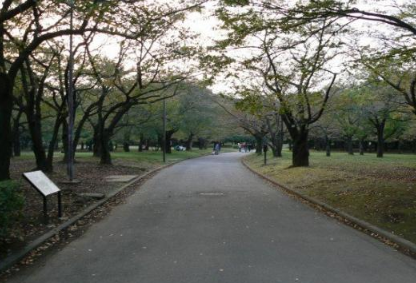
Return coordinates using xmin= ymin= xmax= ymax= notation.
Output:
xmin=245 ymin=150 xmax=416 ymax=244
xmin=17 ymin=147 xmax=218 ymax=167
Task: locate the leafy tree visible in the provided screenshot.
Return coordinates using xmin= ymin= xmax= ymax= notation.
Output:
xmin=0 ymin=0 xmax=109 ymax=179
xmin=213 ymin=3 xmax=341 ymax=166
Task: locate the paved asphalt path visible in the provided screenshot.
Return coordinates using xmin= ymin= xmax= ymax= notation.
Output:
xmin=7 ymin=152 xmax=416 ymax=283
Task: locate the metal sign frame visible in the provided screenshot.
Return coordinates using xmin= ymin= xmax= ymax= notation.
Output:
xmin=22 ymin=171 xmax=62 ymax=218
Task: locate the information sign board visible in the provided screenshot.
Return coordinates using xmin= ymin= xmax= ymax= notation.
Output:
xmin=23 ymin=171 xmax=62 ymax=218
xmin=23 ymin=171 xmax=60 ymax=197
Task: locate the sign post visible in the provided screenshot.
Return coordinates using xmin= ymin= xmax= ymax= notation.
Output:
xmin=23 ymin=171 xmax=62 ymax=219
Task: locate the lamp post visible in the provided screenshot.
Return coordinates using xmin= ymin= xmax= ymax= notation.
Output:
xmin=162 ymin=97 xmax=166 ymax=163
xmin=67 ymin=0 xmax=75 ymax=182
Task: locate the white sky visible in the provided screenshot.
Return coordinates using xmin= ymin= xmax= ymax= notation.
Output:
xmin=3 ymin=0 xmax=414 ymax=93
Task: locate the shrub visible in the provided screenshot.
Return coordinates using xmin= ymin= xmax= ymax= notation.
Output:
xmin=0 ymin=181 xmax=24 ymax=238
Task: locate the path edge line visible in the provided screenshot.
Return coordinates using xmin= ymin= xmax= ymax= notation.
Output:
xmin=241 ymin=158 xmax=416 ymax=258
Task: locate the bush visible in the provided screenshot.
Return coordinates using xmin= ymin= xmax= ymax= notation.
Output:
xmin=0 ymin=181 xmax=24 ymax=238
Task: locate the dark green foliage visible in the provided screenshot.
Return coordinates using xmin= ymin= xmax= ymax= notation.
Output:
xmin=222 ymin=0 xmax=250 ymax=6
xmin=0 ymin=181 xmax=24 ymax=238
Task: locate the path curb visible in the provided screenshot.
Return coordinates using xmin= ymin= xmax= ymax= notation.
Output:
xmin=0 ymin=155 xmax=199 ymax=274
xmin=241 ymin=158 xmax=416 ymax=258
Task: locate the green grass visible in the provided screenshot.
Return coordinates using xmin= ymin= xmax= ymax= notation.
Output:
xmin=17 ymin=148 xmax=216 ymax=166
xmin=245 ymin=150 xmax=416 ymax=244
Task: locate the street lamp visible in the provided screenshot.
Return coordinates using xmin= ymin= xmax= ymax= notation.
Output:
xmin=162 ymin=97 xmax=167 ymax=163
xmin=67 ymin=0 xmax=75 ymax=182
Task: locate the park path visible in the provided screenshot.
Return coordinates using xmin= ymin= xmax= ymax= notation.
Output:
xmin=6 ymin=152 xmax=416 ymax=283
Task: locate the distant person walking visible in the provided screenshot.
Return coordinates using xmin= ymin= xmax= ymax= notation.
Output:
xmin=237 ymin=142 xmax=241 ymax=152
xmin=214 ymin=142 xmax=220 ymax=155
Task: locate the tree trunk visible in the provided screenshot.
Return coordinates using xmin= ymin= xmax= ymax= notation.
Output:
xmin=271 ymin=147 xmax=279 ymax=157
xmin=13 ymin=134 xmax=21 ymax=157
xmin=375 ymin=120 xmax=386 ymax=158
xmin=138 ymin=134 xmax=144 ymax=152
xmin=255 ymin=136 xmax=262 ymax=155
xmin=26 ymin=104 xmax=52 ymax=172
xmin=186 ymin=133 xmax=194 ymax=151
xmin=157 ymin=133 xmax=163 ymax=152
xmin=93 ymin=128 xmax=101 ymax=157
xmin=73 ymin=114 xmax=88 ymax=154
xmin=277 ymin=118 xmax=284 ymax=157
xmin=100 ymin=130 xmax=112 ymax=164
xmin=359 ymin=140 xmax=364 ymax=155
xmin=46 ymin=117 xmax=62 ymax=171
xmin=165 ymin=130 xmax=175 ymax=154
xmin=198 ymin=137 xmax=206 ymax=150
xmin=377 ymin=130 xmax=384 ymax=158
xmin=347 ymin=136 xmax=354 ymax=155
xmin=123 ymin=142 xmax=130 ymax=152
xmin=145 ymin=139 xmax=150 ymax=151
xmin=276 ymin=144 xmax=283 ymax=157
xmin=0 ymin=74 xmax=13 ymax=180
xmin=123 ymin=130 xmax=130 ymax=152
xmin=325 ymin=136 xmax=331 ymax=157
xmin=292 ymin=130 xmax=309 ymax=167
xmin=12 ymin=111 xmax=22 ymax=157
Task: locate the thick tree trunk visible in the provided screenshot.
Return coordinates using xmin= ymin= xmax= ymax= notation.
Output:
xmin=375 ymin=120 xmax=386 ymax=158
xmin=346 ymin=136 xmax=354 ymax=155
xmin=93 ymin=129 xmax=101 ymax=157
xmin=292 ymin=130 xmax=309 ymax=167
xmin=255 ymin=136 xmax=263 ymax=155
xmin=377 ymin=131 xmax=384 ymax=158
xmin=123 ymin=130 xmax=130 ymax=152
xmin=123 ymin=142 xmax=130 ymax=152
xmin=26 ymin=104 xmax=52 ymax=172
xmin=197 ymin=137 xmax=206 ymax=150
xmin=0 ymin=74 xmax=13 ymax=180
xmin=165 ymin=130 xmax=175 ymax=154
xmin=186 ymin=133 xmax=194 ymax=151
xmin=276 ymin=145 xmax=283 ymax=157
xmin=100 ymin=130 xmax=112 ymax=164
xmin=271 ymin=147 xmax=279 ymax=157
xmin=268 ymin=136 xmax=280 ymax=158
